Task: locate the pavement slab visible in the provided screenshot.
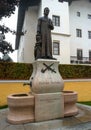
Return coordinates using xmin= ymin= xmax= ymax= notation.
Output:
xmin=0 ymin=104 xmax=91 ymax=130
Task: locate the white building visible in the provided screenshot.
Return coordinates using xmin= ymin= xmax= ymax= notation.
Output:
xmin=15 ymin=0 xmax=70 ymax=64
xmin=69 ymin=0 xmax=91 ymax=64
xmin=15 ymin=0 xmax=91 ymax=64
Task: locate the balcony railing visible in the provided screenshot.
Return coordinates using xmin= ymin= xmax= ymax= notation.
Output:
xmin=70 ymin=56 xmax=91 ymax=64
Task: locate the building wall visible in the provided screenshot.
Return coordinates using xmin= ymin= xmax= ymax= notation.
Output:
xmin=18 ymin=6 xmax=39 ymax=63
xmin=17 ymin=33 xmax=24 ymax=62
xmin=52 ymin=33 xmax=70 ymax=63
xmin=42 ymin=0 xmax=70 ymax=64
xmin=69 ymin=0 xmax=91 ymax=60
xmin=41 ymin=0 xmax=70 ymax=35
xmin=18 ymin=0 xmax=70 ymax=64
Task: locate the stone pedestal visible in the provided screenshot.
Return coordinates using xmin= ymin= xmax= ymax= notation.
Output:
xmin=7 ymin=59 xmax=78 ymax=124
xmin=30 ymin=59 xmax=64 ymax=93
xmin=7 ymin=91 xmax=78 ymax=124
xmin=7 ymin=93 xmax=34 ymax=124
xmin=64 ymin=91 xmax=78 ymax=117
xmin=35 ymin=93 xmax=64 ymax=122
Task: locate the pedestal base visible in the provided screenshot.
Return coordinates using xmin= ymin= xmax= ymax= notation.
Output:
xmin=7 ymin=93 xmax=34 ymax=124
xmin=64 ymin=91 xmax=78 ymax=117
xmin=35 ymin=93 xmax=64 ymax=122
xmin=30 ymin=59 xmax=64 ymax=93
xmin=7 ymin=91 xmax=78 ymax=124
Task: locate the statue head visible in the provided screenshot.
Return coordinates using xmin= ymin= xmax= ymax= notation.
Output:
xmin=44 ymin=7 xmax=50 ymax=16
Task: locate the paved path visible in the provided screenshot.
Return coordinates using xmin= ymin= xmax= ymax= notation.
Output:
xmin=0 ymin=79 xmax=91 ymax=83
xmin=0 ymin=104 xmax=91 ymax=130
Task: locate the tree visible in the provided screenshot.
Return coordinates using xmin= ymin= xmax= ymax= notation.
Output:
xmin=0 ymin=0 xmax=20 ymax=19
xmin=0 ymin=0 xmax=20 ymax=62
xmin=0 ymin=25 xmax=14 ymax=61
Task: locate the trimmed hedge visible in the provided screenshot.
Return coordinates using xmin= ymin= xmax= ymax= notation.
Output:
xmin=0 ymin=62 xmax=91 ymax=79
xmin=0 ymin=62 xmax=33 ymax=80
xmin=59 ymin=64 xmax=91 ymax=79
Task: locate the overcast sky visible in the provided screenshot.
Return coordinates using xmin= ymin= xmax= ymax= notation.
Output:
xmin=0 ymin=7 xmax=18 ymax=62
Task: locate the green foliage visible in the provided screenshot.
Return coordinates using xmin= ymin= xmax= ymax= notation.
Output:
xmin=59 ymin=64 xmax=91 ymax=79
xmin=0 ymin=62 xmax=33 ymax=80
xmin=78 ymin=102 xmax=91 ymax=106
xmin=0 ymin=105 xmax=8 ymax=109
xmin=0 ymin=62 xmax=91 ymax=80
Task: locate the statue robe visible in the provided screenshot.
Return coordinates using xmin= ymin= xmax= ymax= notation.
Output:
xmin=37 ymin=16 xmax=54 ymax=58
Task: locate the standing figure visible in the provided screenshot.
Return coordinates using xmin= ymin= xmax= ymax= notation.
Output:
xmin=37 ymin=7 xmax=54 ymax=59
xmin=34 ymin=34 xmax=42 ymax=60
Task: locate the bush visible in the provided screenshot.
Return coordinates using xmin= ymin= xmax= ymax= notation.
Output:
xmin=0 ymin=62 xmax=91 ymax=80
xmin=59 ymin=64 xmax=91 ymax=79
xmin=0 ymin=62 xmax=33 ymax=80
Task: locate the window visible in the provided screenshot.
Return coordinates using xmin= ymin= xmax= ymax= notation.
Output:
xmin=88 ymin=14 xmax=91 ymax=19
xmin=53 ymin=42 xmax=60 ymax=55
xmin=52 ymin=15 xmax=60 ymax=26
xmin=77 ymin=12 xmax=80 ymax=17
xmin=89 ymin=50 xmax=91 ymax=61
xmin=76 ymin=29 xmax=82 ymax=37
xmin=77 ymin=49 xmax=83 ymax=60
xmin=88 ymin=31 xmax=91 ymax=39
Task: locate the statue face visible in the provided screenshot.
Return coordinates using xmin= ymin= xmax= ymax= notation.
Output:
xmin=44 ymin=7 xmax=50 ymax=16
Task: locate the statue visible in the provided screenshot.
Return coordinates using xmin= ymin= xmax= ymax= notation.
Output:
xmin=35 ymin=7 xmax=54 ymax=59
xmin=34 ymin=34 xmax=42 ymax=60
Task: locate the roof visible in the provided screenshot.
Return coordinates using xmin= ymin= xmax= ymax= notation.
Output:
xmin=15 ymin=0 xmax=91 ymax=50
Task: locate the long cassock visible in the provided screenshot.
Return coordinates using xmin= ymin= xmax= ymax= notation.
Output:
xmin=37 ymin=16 xmax=54 ymax=58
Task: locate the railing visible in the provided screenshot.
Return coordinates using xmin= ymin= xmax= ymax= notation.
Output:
xmin=70 ymin=56 xmax=91 ymax=64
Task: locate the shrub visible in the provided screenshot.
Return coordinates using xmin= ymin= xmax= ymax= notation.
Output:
xmin=0 ymin=62 xmax=33 ymax=80
xmin=59 ymin=64 xmax=91 ymax=79
xmin=0 ymin=62 xmax=91 ymax=80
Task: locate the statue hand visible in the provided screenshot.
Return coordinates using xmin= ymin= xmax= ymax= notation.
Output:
xmin=48 ymin=20 xmax=54 ymax=30
xmin=48 ymin=24 xmax=54 ymax=30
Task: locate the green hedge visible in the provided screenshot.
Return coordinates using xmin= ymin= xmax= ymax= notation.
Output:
xmin=0 ymin=62 xmax=33 ymax=80
xmin=59 ymin=64 xmax=91 ymax=79
xmin=0 ymin=62 xmax=91 ymax=80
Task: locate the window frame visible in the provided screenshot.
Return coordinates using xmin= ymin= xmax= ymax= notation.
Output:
xmin=53 ymin=42 xmax=60 ymax=55
xmin=88 ymin=31 xmax=91 ymax=39
xmin=76 ymin=29 xmax=82 ymax=38
xmin=77 ymin=49 xmax=83 ymax=60
xmin=77 ymin=11 xmax=80 ymax=17
xmin=88 ymin=14 xmax=91 ymax=19
xmin=89 ymin=50 xmax=91 ymax=61
xmin=52 ymin=15 xmax=60 ymax=27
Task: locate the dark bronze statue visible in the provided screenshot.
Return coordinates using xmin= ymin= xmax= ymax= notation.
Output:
xmin=34 ymin=34 xmax=42 ymax=59
xmin=35 ymin=7 xmax=54 ymax=60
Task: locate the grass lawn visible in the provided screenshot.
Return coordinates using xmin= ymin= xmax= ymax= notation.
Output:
xmin=0 ymin=81 xmax=91 ymax=108
xmin=78 ymin=101 xmax=91 ymax=106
